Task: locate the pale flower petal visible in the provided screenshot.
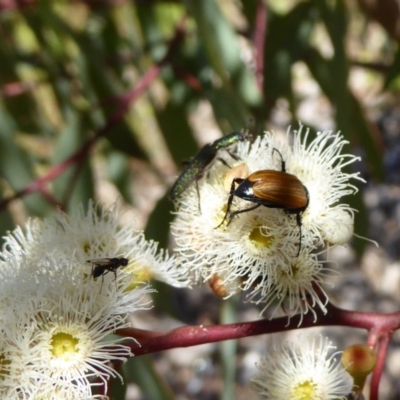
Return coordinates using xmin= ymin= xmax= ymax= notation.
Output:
xmin=252 ymin=335 xmax=354 ymax=399
xmin=171 ymin=126 xmax=363 ymax=320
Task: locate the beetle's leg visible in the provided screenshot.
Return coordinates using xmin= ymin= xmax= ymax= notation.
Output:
xmin=227 ymin=203 xmax=261 ymax=225
xmin=215 ymin=178 xmax=244 ymax=229
xmin=272 ymin=148 xmax=286 ymax=172
xmin=226 ymin=150 xmax=241 ymax=161
xmin=215 ymin=157 xmax=232 ymax=169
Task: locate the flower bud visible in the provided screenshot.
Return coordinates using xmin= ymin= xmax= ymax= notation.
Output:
xmin=342 ymin=344 xmax=376 ymax=391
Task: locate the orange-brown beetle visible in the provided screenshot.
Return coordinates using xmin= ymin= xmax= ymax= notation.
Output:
xmin=217 ymin=149 xmax=309 ymax=256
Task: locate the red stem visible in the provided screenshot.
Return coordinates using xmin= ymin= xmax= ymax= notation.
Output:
xmin=1 ymin=81 xmax=36 ymax=97
xmin=254 ymin=0 xmax=267 ymax=93
xmin=0 ymin=0 xmax=36 ymax=10
xmin=370 ymin=332 xmax=391 ymax=400
xmin=172 ymin=65 xmax=203 ymax=91
xmin=118 ymin=303 xmax=400 ymax=356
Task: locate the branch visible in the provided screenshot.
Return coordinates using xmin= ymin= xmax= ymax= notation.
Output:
xmin=0 ymin=0 xmax=36 ymax=10
xmin=370 ymin=332 xmax=391 ymax=400
xmin=254 ymin=0 xmax=267 ymax=93
xmin=118 ymin=303 xmax=400 ymax=356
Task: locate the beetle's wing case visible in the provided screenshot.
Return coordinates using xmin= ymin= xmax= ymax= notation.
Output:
xmin=250 ymin=170 xmax=309 ymax=211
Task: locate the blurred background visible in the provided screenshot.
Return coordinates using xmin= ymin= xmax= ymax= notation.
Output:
xmin=0 ymin=0 xmax=399 ymax=398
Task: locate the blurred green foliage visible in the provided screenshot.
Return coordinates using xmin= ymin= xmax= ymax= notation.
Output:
xmin=0 ymin=1 xmax=397 ymax=396
xmin=0 ymin=0 xmax=394 ymax=237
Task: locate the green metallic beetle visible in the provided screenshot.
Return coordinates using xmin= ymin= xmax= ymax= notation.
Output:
xmin=169 ymin=131 xmax=252 ymax=210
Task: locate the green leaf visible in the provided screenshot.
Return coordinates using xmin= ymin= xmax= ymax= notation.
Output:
xmin=156 ymin=100 xmax=197 ymax=165
xmin=263 ymin=2 xmax=316 ymax=116
xmin=184 ymin=0 xmax=249 ymax=126
xmin=145 ymin=194 xmax=174 ymax=248
xmin=0 ymin=20 xmax=44 ymax=134
xmin=0 ymin=201 xmax=16 ymax=245
xmin=219 ymin=298 xmax=238 ymax=400
xmin=305 ymin=49 xmax=384 ymax=181
xmin=0 ymin=100 xmax=50 ymax=216
xmin=107 ymin=368 xmax=127 ymax=400
xmin=124 ymin=356 xmax=175 ymax=400
xmin=106 ymin=151 xmax=132 ymax=204
xmin=384 ymin=44 xmax=400 ymax=90
xmin=315 ymin=0 xmax=352 ymax=134
xmin=52 ymin=110 xmax=94 ymax=208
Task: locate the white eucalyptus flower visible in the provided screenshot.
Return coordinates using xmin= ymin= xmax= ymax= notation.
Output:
xmin=284 ymin=125 xmax=362 ymax=246
xmin=0 ymin=218 xmax=43 ymax=262
xmin=248 ymin=249 xmax=336 ymax=324
xmin=0 ymin=254 xmax=149 ymax=397
xmin=171 ymin=126 xmax=362 ymax=319
xmin=1 ymin=202 xmax=186 ymax=289
xmin=0 ymin=200 xmax=165 ymax=397
xmin=252 ymin=335 xmax=354 ymax=399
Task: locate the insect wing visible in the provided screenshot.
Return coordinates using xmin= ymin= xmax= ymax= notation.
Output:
xmin=87 ymin=257 xmax=128 ymax=269
xmin=86 ymin=258 xmax=114 ymax=267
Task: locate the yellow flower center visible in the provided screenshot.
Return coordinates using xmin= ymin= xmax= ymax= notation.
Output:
xmin=124 ymin=265 xmax=153 ymax=291
xmin=0 ymin=354 xmax=11 ymax=379
xmin=290 ymin=262 xmax=299 ymax=276
xmin=249 ymin=226 xmax=272 ymax=248
xmin=51 ymin=332 xmax=79 ymax=361
xmin=292 ymin=379 xmax=317 ymax=400
xmin=82 ymin=237 xmax=116 ymax=255
xmin=83 ymin=241 xmax=91 ymax=254
xmin=215 ymin=205 xmax=230 ymax=229
xmin=134 ymin=267 xmax=153 ymax=282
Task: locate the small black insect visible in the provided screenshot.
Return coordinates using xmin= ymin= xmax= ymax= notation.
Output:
xmin=87 ymin=257 xmax=129 ymax=284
